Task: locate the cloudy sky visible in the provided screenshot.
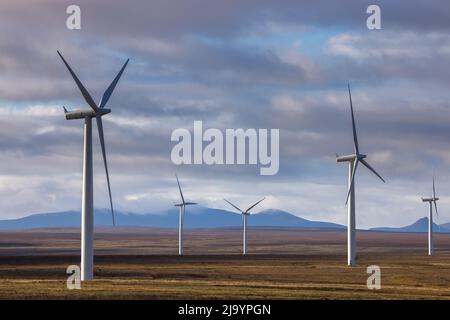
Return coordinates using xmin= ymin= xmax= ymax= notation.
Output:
xmin=1 ymin=0 xmax=450 ymax=228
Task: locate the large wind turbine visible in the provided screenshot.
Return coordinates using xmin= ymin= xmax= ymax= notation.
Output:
xmin=58 ymin=50 xmax=129 ymax=280
xmin=223 ymin=198 xmax=265 ymax=255
xmin=422 ymin=177 xmax=439 ymax=256
xmin=174 ymin=175 xmax=197 ymax=255
xmin=336 ymin=83 xmax=385 ymax=266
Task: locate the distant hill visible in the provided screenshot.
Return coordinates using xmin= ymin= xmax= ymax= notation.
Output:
xmin=4 ymin=209 xmax=448 ymax=233
xmin=251 ymin=209 xmax=344 ymax=229
xmin=0 ymin=207 xmax=345 ymax=230
xmin=441 ymin=222 xmax=450 ymax=230
xmin=370 ymin=217 xmax=450 ymax=233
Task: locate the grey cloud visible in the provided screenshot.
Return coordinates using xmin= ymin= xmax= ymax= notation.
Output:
xmin=2 ymin=1 xmax=450 ymax=228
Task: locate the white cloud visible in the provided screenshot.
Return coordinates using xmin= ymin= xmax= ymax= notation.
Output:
xmin=326 ymin=31 xmax=450 ymax=60
xmin=0 ymin=105 xmax=61 ymax=117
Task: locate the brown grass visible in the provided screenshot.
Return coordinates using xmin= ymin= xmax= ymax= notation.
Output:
xmin=1 ymin=228 xmax=450 ymax=299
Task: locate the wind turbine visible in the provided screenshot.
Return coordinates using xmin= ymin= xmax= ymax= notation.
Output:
xmin=174 ymin=175 xmax=197 ymax=255
xmin=223 ymin=198 xmax=265 ymax=255
xmin=422 ymin=176 xmax=439 ymax=256
xmin=58 ymin=50 xmax=129 ymax=280
xmin=336 ymin=83 xmax=385 ymax=266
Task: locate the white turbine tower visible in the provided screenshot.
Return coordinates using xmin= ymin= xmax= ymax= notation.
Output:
xmin=58 ymin=51 xmax=129 ymax=280
xmin=422 ymin=177 xmax=439 ymax=256
xmin=223 ymin=198 xmax=265 ymax=255
xmin=336 ymin=83 xmax=385 ymax=266
xmin=174 ymin=175 xmax=197 ymax=255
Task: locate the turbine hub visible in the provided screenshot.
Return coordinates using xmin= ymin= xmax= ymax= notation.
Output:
xmin=357 ymin=154 xmax=367 ymax=160
xmin=97 ymin=108 xmax=111 ymax=116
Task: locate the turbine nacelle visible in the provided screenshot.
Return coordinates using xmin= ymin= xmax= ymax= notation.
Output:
xmin=336 ymin=153 xmax=366 ymax=163
xmin=63 ymin=107 xmax=111 ymax=120
xmin=174 ymin=202 xmax=197 ymax=207
xmin=422 ymin=197 xmax=438 ymax=202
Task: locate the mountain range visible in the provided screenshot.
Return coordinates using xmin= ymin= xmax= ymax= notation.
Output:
xmin=0 ymin=207 xmax=344 ymax=230
xmin=370 ymin=217 xmax=450 ymax=233
xmin=0 ymin=207 xmax=449 ymax=233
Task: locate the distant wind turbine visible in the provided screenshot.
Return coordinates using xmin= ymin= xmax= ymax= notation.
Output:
xmin=174 ymin=175 xmax=197 ymax=255
xmin=336 ymin=83 xmax=385 ymax=266
xmin=422 ymin=176 xmax=439 ymax=256
xmin=57 ymin=50 xmax=129 ymax=280
xmin=223 ymin=198 xmax=265 ymax=255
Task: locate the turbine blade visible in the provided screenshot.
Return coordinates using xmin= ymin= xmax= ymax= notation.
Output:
xmin=348 ymin=83 xmax=359 ymax=155
xmin=345 ymin=160 xmax=359 ymax=205
xmin=360 ymin=159 xmax=385 ymax=183
xmin=245 ymin=197 xmax=265 ymax=214
xmin=434 ymin=201 xmax=440 ymax=233
xmin=96 ymin=116 xmax=115 ymax=226
xmin=62 ymin=106 xmax=68 ymax=113
xmin=175 ymin=174 xmax=185 ymax=205
xmin=224 ymin=199 xmax=243 ymax=213
xmin=432 ymin=176 xmax=438 ymax=219
xmin=434 ymin=200 xmax=439 ymax=219
xmin=433 ymin=176 xmax=436 ymax=199
xmin=57 ymin=51 xmax=99 ymax=112
xmin=99 ymin=58 xmax=129 ymax=108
